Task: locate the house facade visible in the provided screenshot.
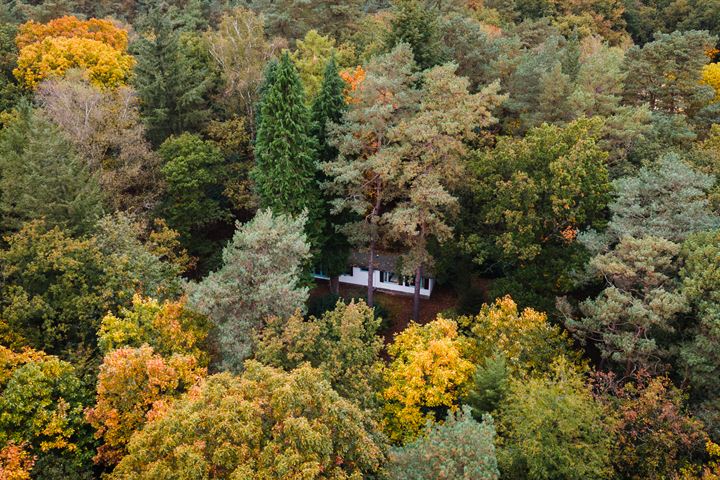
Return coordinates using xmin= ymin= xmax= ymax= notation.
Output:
xmin=313 ymin=251 xmax=435 ymax=298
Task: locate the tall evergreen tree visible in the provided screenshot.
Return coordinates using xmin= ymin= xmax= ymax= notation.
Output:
xmin=312 ymin=55 xmax=350 ymax=293
xmin=252 ymin=52 xmax=324 ymax=249
xmin=132 ymin=10 xmax=216 ymax=146
xmin=385 ymin=0 xmax=445 ymax=70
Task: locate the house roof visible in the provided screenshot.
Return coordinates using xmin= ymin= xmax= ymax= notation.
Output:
xmin=348 ymin=250 xmax=399 ymax=272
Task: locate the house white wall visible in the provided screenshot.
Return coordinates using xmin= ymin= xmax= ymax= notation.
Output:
xmin=332 ymin=267 xmax=434 ymax=297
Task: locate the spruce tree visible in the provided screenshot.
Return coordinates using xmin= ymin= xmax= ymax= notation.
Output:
xmin=312 ymin=56 xmax=351 ymax=290
xmin=132 ymin=10 xmax=216 ymax=146
xmin=252 ymin=52 xmax=323 ymax=249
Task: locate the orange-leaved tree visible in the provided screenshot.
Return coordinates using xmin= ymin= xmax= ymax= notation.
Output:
xmin=16 ymin=16 xmax=128 ymax=50
xmin=13 ymin=15 xmax=133 ymax=90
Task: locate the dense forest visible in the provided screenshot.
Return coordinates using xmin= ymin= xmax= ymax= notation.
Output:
xmin=0 ymin=0 xmax=720 ymax=478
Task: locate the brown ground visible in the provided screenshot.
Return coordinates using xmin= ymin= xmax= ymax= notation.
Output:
xmin=309 ymin=280 xmax=459 ymax=343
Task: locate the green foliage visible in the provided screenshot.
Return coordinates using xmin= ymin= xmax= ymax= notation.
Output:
xmin=252 ymin=52 xmax=324 ymax=248
xmin=591 ymin=154 xmax=720 ymax=246
xmin=622 ymin=30 xmax=717 ymax=121
xmin=0 ymin=222 xmax=115 ymax=356
xmin=464 ymin=352 xmax=510 ymax=417
xmin=562 ymin=236 xmax=688 ymax=374
xmin=132 ymin=13 xmax=217 ymax=145
xmin=498 ymin=357 xmax=614 ymax=480
xmin=250 ymin=0 xmax=364 ymax=41
xmin=0 ymin=346 xmax=94 ymax=480
xmin=0 ymin=105 xmax=104 ymax=235
xmin=385 ymin=0 xmax=445 ymax=70
xmin=110 ymin=362 xmax=386 ymax=479
xmin=466 ymin=118 xmax=610 ymax=265
xmin=158 ymin=132 xmax=232 ymax=267
xmin=188 ymin=209 xmax=311 ymax=371
xmin=680 ymin=231 xmax=720 ymax=399
xmin=291 ymin=30 xmax=353 ymax=100
xmin=388 ymin=406 xmax=500 ymax=480
xmin=255 ymin=299 xmax=384 ymax=409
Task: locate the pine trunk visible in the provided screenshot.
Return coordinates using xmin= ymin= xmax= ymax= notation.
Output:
xmin=330 ymin=275 xmax=340 ymax=295
xmin=412 ymin=265 xmax=422 ymax=321
xmin=367 ymin=241 xmax=375 ymax=307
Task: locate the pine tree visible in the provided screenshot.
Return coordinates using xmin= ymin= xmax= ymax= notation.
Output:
xmin=312 ymin=55 xmax=350 ymax=291
xmin=252 ymin=52 xmax=324 ymax=249
xmin=385 ymin=0 xmax=445 ymax=70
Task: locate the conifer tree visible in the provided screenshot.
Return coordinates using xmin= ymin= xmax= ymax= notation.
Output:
xmin=312 ymin=55 xmax=350 ymax=292
xmin=252 ymin=52 xmax=324 ymax=249
xmin=132 ymin=10 xmax=216 ymax=145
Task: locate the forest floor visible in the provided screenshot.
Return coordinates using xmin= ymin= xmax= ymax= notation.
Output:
xmin=309 ymin=280 xmax=459 ymax=343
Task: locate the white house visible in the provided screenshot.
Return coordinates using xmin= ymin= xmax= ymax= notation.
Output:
xmin=314 ymin=251 xmax=435 ymax=298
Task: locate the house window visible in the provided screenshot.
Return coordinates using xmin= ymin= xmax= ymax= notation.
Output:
xmin=359 ymin=266 xmax=369 ymax=272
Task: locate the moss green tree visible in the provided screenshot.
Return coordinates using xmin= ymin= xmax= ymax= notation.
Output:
xmin=110 ymin=362 xmax=386 ymax=479
xmin=255 ymin=299 xmax=383 ymax=409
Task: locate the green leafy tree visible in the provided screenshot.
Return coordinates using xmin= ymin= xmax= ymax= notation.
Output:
xmin=0 ymin=346 xmax=94 ymax=480
xmin=0 ymin=23 xmax=22 ymax=112
xmin=498 ymin=357 xmax=614 ymax=480
xmin=291 ymin=30 xmax=353 ymax=100
xmin=255 ymin=299 xmax=384 ymax=409
xmin=252 ymin=52 xmax=324 ymax=248
xmin=94 ymin=213 xmax=185 ymax=301
xmin=0 ymin=222 xmax=115 ymax=357
xmin=325 ymin=44 xmax=419 ymax=306
xmin=132 ymin=11 xmax=217 ymax=145
xmin=187 ymin=209 xmax=311 ymax=372
xmin=0 ymin=105 xmax=104 ymax=235
xmin=158 ymin=132 xmax=232 ymax=268
xmin=388 ymin=406 xmax=500 ymax=480
xmin=110 ymin=362 xmax=386 ymax=479
xmin=384 ymin=0 xmax=445 ymax=70
xmin=561 ymin=236 xmax=688 ymax=375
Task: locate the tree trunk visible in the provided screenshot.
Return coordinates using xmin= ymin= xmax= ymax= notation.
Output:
xmin=329 ymin=275 xmax=340 ymax=296
xmin=412 ymin=265 xmax=423 ymax=321
xmin=367 ymin=240 xmax=375 ymax=307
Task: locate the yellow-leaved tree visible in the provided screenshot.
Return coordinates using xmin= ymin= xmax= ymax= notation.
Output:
xmin=382 ymin=317 xmax=474 ymax=444
xmin=13 ymin=16 xmax=134 ymax=90
xmin=702 ymin=63 xmax=720 ymax=102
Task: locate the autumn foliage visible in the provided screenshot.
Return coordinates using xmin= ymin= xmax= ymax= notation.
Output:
xmin=85 ymin=345 xmax=206 ymax=466
xmin=16 ymin=16 xmax=128 ymax=50
xmin=13 ymin=16 xmax=133 ymax=90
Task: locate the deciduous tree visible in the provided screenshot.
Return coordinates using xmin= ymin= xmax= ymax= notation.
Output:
xmin=86 ymin=345 xmax=206 ymax=466
xmin=382 ymin=317 xmax=474 ymax=443
xmin=255 ymin=299 xmax=384 ymax=408
xmin=110 ymin=363 xmax=386 ymax=479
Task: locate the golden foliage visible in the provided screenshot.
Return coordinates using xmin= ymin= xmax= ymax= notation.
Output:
xmin=382 ymin=317 xmax=474 ymax=444
xmin=339 ymin=65 xmax=365 ymax=103
xmin=0 ymin=442 xmax=35 ymax=480
xmin=702 ymin=63 xmax=720 ymax=102
xmin=14 ymin=37 xmax=134 ymax=90
xmin=16 ymin=16 xmax=128 ymax=50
